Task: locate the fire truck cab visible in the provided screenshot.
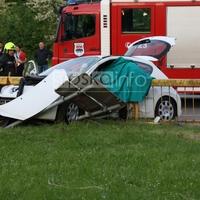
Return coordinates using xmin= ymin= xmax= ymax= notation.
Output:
xmin=53 ymin=0 xmax=200 ymax=79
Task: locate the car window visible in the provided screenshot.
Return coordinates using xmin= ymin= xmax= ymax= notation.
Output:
xmin=125 ymin=39 xmax=171 ymax=59
xmin=40 ymin=57 xmax=101 ymax=77
xmin=134 ymin=61 xmax=153 ymax=75
xmin=93 ymin=57 xmax=153 ymax=75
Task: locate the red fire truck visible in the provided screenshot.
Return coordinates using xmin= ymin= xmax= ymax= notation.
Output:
xmin=52 ymin=0 xmax=200 ymax=79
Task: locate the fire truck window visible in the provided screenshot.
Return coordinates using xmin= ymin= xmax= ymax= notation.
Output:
xmin=63 ymin=14 xmax=95 ymax=40
xmin=121 ymin=8 xmax=151 ymax=33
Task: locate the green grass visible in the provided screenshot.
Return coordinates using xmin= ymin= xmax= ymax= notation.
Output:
xmin=0 ymin=120 xmax=200 ymax=199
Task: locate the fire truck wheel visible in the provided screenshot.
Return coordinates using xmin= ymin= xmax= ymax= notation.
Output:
xmin=155 ymin=96 xmax=177 ymax=121
xmin=56 ymin=102 xmax=79 ymax=124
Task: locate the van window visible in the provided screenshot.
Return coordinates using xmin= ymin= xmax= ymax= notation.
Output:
xmin=121 ymin=8 xmax=151 ymax=34
xmin=63 ymin=14 xmax=95 ymax=40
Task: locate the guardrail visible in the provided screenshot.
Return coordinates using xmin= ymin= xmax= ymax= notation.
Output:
xmin=1 ymin=77 xmax=200 ymax=86
xmin=152 ymin=79 xmax=200 ymax=87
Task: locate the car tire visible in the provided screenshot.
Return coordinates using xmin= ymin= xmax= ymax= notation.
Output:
xmin=119 ymin=105 xmax=128 ymax=120
xmin=155 ymin=96 xmax=177 ymax=121
xmin=56 ymin=102 xmax=79 ymax=124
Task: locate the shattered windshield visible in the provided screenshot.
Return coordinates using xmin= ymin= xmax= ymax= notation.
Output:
xmin=40 ymin=57 xmax=101 ymax=77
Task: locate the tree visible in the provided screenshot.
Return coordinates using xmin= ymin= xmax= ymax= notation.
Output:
xmin=26 ymin=0 xmax=64 ymax=48
xmin=0 ymin=0 xmax=64 ymax=58
xmin=27 ymin=0 xmax=63 ymax=20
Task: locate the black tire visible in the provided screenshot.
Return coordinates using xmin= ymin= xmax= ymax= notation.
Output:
xmin=119 ymin=105 xmax=128 ymax=120
xmin=56 ymin=102 xmax=79 ymax=124
xmin=155 ymin=96 xmax=177 ymax=121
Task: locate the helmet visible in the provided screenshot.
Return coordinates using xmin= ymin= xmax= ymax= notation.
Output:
xmin=4 ymin=42 xmax=16 ymax=53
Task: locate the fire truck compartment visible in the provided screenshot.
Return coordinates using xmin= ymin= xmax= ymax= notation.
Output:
xmin=167 ymin=6 xmax=200 ymax=68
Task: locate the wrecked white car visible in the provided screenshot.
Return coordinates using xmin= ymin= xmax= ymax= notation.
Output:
xmin=0 ymin=37 xmax=181 ymax=126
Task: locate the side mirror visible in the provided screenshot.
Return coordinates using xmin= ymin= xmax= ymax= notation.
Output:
xmin=23 ymin=60 xmax=39 ymax=77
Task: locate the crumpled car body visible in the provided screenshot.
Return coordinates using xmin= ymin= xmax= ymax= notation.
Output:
xmin=0 ymin=36 xmax=181 ymax=124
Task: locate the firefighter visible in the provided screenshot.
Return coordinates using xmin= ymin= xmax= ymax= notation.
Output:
xmin=0 ymin=42 xmax=16 ymax=76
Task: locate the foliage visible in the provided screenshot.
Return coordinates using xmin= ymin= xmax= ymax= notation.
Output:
xmin=27 ymin=0 xmax=63 ymax=21
xmin=0 ymin=121 xmax=200 ymax=199
xmin=0 ymin=0 xmax=63 ymax=58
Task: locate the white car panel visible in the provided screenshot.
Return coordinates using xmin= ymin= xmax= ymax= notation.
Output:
xmin=0 ymin=69 xmax=68 ymax=120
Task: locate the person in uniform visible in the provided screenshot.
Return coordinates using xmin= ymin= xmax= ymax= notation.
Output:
xmin=0 ymin=42 xmax=16 ymax=76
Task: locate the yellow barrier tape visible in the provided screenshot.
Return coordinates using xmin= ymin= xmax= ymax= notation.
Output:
xmin=152 ymin=79 xmax=200 ymax=87
xmin=0 ymin=76 xmax=21 ymax=85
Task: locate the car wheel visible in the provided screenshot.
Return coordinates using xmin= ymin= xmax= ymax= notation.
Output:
xmin=56 ymin=102 xmax=79 ymax=124
xmin=155 ymin=97 xmax=177 ymax=121
xmin=65 ymin=103 xmax=79 ymax=123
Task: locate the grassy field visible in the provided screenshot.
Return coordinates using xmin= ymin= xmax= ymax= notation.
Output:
xmin=0 ymin=120 xmax=200 ymax=200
